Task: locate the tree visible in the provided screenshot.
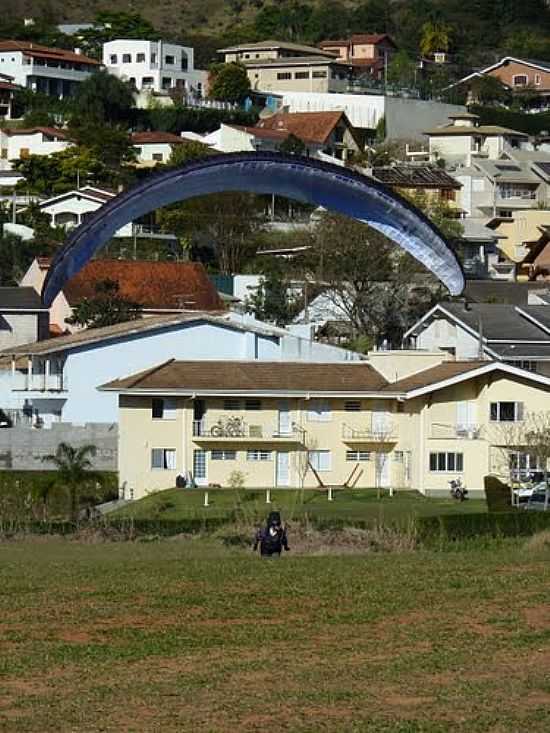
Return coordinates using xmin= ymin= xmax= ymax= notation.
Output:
xmin=468 ymin=76 xmax=512 ymax=107
xmin=0 ymin=232 xmax=58 ymax=286
xmin=387 ymin=51 xmax=417 ymax=89
xmin=42 ymin=442 xmax=98 ymax=520
xmin=77 ymin=12 xmax=158 ymax=58
xmin=419 ymin=22 xmax=452 ymax=56
xmin=71 ymin=70 xmax=135 ymax=125
xmin=14 ymin=147 xmax=105 ymax=197
xmin=158 ymin=193 xmax=265 ymax=274
xmin=208 ymin=63 xmax=251 ymax=104
xmin=65 ymin=279 xmax=142 ymax=329
xmin=166 ymin=140 xmax=212 ymax=168
xmin=278 ymin=133 xmax=306 ymax=156
xmin=404 ymin=190 xmax=464 ymax=242
xmin=246 ymin=268 xmax=298 ymax=326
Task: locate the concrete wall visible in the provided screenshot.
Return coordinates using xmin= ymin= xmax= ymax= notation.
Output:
xmin=0 ymin=422 xmax=117 ymax=471
xmin=253 ymin=64 xmax=348 ymax=94
xmin=385 ymin=98 xmax=466 ymax=141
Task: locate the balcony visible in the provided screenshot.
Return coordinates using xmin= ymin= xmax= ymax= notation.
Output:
xmin=12 ymin=372 xmax=68 ymax=392
xmin=342 ymin=422 xmax=398 ymax=443
xmin=192 ymin=419 xmax=304 ymax=443
xmin=430 ymin=423 xmax=483 ymax=440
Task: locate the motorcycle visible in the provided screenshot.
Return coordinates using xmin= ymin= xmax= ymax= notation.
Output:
xmin=449 ymin=478 xmax=468 ymax=501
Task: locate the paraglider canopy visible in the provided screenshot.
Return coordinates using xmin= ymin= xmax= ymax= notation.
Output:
xmin=42 ymin=153 xmax=464 ymax=306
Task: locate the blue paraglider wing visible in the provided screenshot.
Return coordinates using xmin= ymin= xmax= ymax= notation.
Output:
xmin=42 ymin=153 xmax=464 ymax=306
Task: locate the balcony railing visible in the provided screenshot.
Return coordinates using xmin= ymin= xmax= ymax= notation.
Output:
xmin=342 ymin=422 xmax=398 ymax=443
xmin=12 ymin=373 xmax=68 ymax=392
xmin=193 ymin=419 xmax=304 ymax=442
xmin=430 ymin=423 xmax=483 ymax=440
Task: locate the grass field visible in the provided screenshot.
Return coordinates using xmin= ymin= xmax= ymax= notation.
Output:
xmin=116 ymin=487 xmax=488 ymax=525
xmin=2 ymin=535 xmax=550 ymax=732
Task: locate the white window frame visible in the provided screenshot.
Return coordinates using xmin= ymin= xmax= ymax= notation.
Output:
xmin=307 ymin=399 xmax=331 ymax=422
xmin=346 ymin=450 xmax=371 ymax=461
xmin=429 ymin=452 xmax=464 ymax=473
xmin=247 ymin=450 xmax=272 ymax=462
xmin=151 ymin=448 xmax=177 ymax=470
xmin=309 ymin=450 xmax=332 ymax=472
xmin=513 ymin=74 xmax=528 ymax=86
xmin=535 ymin=73 xmax=542 ymax=86
xmin=490 ymin=401 xmax=524 ymax=423
xmin=211 ymin=450 xmax=237 ymax=461
xmin=152 ymin=397 xmax=177 ymax=420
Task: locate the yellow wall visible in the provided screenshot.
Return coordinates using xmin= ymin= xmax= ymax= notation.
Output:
xmin=492 ymin=210 xmax=550 ymax=266
xmin=117 ymin=371 xmax=550 ymax=499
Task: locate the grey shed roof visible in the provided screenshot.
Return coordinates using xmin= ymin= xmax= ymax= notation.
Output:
xmin=0 ymin=287 xmax=46 ymax=311
xmin=440 ymin=303 xmax=549 ymax=342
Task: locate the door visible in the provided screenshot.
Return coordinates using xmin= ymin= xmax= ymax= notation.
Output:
xmin=278 ymin=400 xmax=291 ymax=435
xmin=376 ymin=452 xmax=390 ymax=488
xmin=276 ymin=451 xmax=290 ymax=487
xmin=193 ymin=449 xmax=207 ymax=486
xmin=193 ymin=399 xmax=206 ymax=436
xmin=373 ymin=409 xmax=391 ymax=436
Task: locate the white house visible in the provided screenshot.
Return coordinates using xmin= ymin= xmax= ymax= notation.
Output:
xmin=103 ymin=40 xmax=207 ymax=97
xmin=34 ymin=187 xmax=132 ymax=236
xmin=0 ymin=73 xmax=16 ymax=119
xmin=1 ymin=311 xmax=361 ymax=426
xmin=131 ymin=131 xmax=200 ymax=165
xmin=0 ymin=40 xmax=99 ymax=97
xmin=0 ymin=127 xmax=72 ymax=170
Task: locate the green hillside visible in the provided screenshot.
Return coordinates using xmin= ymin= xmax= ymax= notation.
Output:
xmin=3 ymin=1 xmax=550 ymax=72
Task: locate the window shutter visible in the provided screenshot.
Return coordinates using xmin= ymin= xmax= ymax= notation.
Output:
xmin=490 ymin=403 xmax=497 ymax=421
xmin=516 ymin=402 xmax=524 ymax=421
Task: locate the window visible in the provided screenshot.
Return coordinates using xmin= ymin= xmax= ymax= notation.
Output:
xmin=394 ymin=451 xmax=404 ymax=463
xmin=142 ymin=76 xmax=154 ymax=87
xmin=20 ymin=148 xmax=30 ymax=158
xmin=165 ymin=55 xmax=175 ymax=65
xmin=162 ymin=77 xmax=172 ymax=89
xmin=137 ymin=53 xmax=146 ymax=62
xmin=152 ymin=153 xmax=164 ymax=162
xmin=277 ymin=72 xmax=292 ymax=80
xmin=247 ymin=450 xmax=272 ymax=461
xmin=345 ymin=400 xmax=361 ymax=412
xmin=510 ymin=452 xmax=541 ymax=480
xmin=193 ymin=449 xmax=206 ymax=480
xmin=122 ymin=54 xmax=132 ymax=63
xmin=211 ymin=450 xmax=236 ymax=461
xmin=535 ymin=73 xmax=542 ymax=86
xmin=441 ymin=189 xmax=456 ymax=201
xmin=513 ymin=74 xmax=528 ymax=86
xmin=152 ymin=397 xmax=177 ymax=419
xmin=429 ymin=452 xmax=464 ymax=472
xmin=312 ymin=70 xmax=327 ymax=78
xmin=307 ymin=400 xmax=331 ymax=422
xmin=224 ymin=398 xmax=241 ymax=410
xmin=245 ymin=399 xmax=261 ymax=411
xmin=518 ymin=360 xmax=537 ymax=373
xmin=151 ymin=448 xmax=176 ymax=470
xmin=109 ymin=54 xmax=117 ymax=64
xmin=346 ymin=450 xmax=371 ymax=461
xmin=134 ymin=146 xmax=142 ymax=155
xmin=490 ymin=402 xmax=523 ymax=422
xmin=309 ymin=450 xmax=332 ymax=472
xmin=295 ymin=71 xmax=309 ymax=79
xmin=151 ymin=53 xmax=157 ymax=64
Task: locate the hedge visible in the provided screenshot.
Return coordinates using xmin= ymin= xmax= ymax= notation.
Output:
xmin=417 ymin=511 xmax=550 ymax=542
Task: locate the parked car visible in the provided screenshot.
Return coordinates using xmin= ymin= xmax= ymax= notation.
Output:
xmin=524 ymin=486 xmax=550 ymax=511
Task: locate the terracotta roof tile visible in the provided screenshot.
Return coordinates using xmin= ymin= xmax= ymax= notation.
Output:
xmin=0 ymin=40 xmax=99 ymax=65
xmin=381 ymin=361 xmax=489 ymax=393
xmin=131 ymin=131 xmax=195 ymax=145
xmin=2 ymin=126 xmax=69 ymax=139
xmin=256 ymin=111 xmax=349 ymax=145
xmin=63 ymin=260 xmax=223 ymax=311
xmin=101 ymin=359 xmax=389 ymax=393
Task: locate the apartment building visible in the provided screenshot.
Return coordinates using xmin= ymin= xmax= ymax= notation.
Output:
xmin=0 ymin=41 xmax=99 ymax=97
xmin=103 ymin=40 xmax=207 ymax=96
xmin=101 ymin=355 xmax=550 ymax=498
xmin=218 ymin=40 xmax=351 ymax=94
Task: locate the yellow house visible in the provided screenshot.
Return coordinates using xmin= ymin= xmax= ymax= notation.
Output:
xmin=490 ymin=209 xmax=550 ymax=271
xmin=100 ymin=356 xmax=550 ymax=499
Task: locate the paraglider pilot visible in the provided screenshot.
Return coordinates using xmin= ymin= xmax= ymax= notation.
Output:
xmin=253 ymin=511 xmax=290 ymax=557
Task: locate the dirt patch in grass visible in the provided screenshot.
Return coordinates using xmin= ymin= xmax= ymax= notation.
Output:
xmin=522 ymin=604 xmax=550 ymax=630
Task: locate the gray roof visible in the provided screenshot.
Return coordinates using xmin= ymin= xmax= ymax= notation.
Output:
xmin=0 ymin=287 xmax=46 ymax=311
xmin=1 ymin=312 xmax=283 ymax=357
xmin=241 ymin=55 xmax=347 ymax=68
xmin=218 ymin=40 xmax=337 ymax=58
xmin=463 ymin=281 xmax=528 ymax=305
xmin=441 ymin=303 xmax=547 ymax=341
xmin=460 ymin=219 xmax=500 ymax=243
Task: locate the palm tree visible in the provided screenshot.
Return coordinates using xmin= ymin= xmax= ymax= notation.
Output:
xmin=42 ymin=443 xmax=97 ymax=521
xmin=419 ymin=22 xmax=451 ymax=57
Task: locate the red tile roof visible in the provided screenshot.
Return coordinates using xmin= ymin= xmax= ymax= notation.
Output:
xmin=1 ymin=126 xmax=69 ymax=139
xmin=255 ymin=111 xmax=350 ymax=145
xmin=0 ymin=40 xmax=99 ymax=66
xmin=63 ymin=260 xmax=224 ymax=312
xmin=131 ymin=131 xmax=196 ymax=145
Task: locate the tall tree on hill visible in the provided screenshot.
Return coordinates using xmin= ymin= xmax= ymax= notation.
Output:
xmin=419 ymin=21 xmax=452 ymax=57
xmin=208 ymin=63 xmax=251 ymax=104
xmin=72 ymin=70 xmax=135 ymax=126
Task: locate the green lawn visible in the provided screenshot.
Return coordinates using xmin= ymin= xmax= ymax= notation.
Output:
xmin=1 ymin=537 xmax=550 ymax=731
xmin=116 ymin=487 xmax=487 ymax=526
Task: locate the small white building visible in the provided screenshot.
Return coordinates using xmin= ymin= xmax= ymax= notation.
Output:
xmin=0 ymin=40 xmax=99 ymax=97
xmin=0 ymin=127 xmax=72 ymax=170
xmin=131 ymin=131 xmax=199 ymax=165
xmin=103 ymin=39 xmax=207 ymax=97
xmin=0 ymin=73 xmax=16 ymax=119
xmin=35 ymin=187 xmax=133 ymax=236
xmin=1 ymin=312 xmax=361 ymax=426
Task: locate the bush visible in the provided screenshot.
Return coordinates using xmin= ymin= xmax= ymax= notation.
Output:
xmin=417 ymin=511 xmax=550 ymax=543
xmin=484 ymin=474 xmax=512 ymax=513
